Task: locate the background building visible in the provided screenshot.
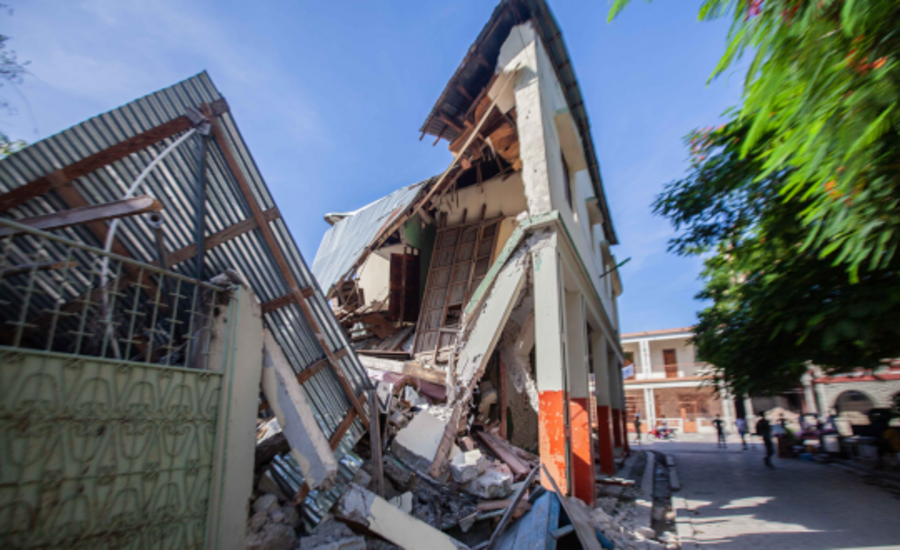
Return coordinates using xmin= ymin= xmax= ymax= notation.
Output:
xmin=621 ymin=327 xmax=736 ymax=434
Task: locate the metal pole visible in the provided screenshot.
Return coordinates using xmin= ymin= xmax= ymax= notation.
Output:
xmin=195 ymin=134 xmax=208 ymax=280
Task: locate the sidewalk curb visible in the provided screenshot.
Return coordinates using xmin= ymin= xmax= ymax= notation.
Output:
xmin=667 ymin=454 xmax=681 ymax=491
xmin=634 ymin=451 xmax=656 ymax=538
xmin=673 ymin=496 xmax=697 ymax=550
xmin=641 ymin=451 xmax=656 ymax=498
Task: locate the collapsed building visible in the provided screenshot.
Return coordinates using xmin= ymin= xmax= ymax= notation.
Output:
xmin=313 ymin=0 xmax=628 ymax=506
xmin=0 ymin=1 xmax=633 ymax=548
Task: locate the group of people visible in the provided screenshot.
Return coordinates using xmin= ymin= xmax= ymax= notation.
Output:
xmin=632 ymin=411 xmax=782 ymax=468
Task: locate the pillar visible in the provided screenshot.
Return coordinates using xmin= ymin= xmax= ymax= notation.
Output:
xmin=639 ymin=338 xmax=652 ymax=377
xmin=591 ymin=332 xmax=616 ymax=476
xmin=620 ymin=382 xmax=630 ymax=455
xmin=532 ymin=236 xmax=569 ymax=494
xmin=608 ymin=349 xmax=624 ymax=455
xmin=644 ymin=387 xmax=656 ymax=430
xmin=206 ymin=284 xmax=265 ymax=550
xmin=566 ymin=291 xmax=594 ymax=505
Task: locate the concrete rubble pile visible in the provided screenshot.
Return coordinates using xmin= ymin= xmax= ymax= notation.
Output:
xmin=246 ymin=375 xmax=659 ymax=550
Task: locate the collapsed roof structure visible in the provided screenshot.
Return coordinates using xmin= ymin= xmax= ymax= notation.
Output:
xmin=0 ymin=71 xmax=372 ymax=460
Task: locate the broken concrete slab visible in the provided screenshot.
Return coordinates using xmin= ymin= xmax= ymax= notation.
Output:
xmin=388 ymin=491 xmax=413 ymax=514
xmin=261 ymin=330 xmax=338 ymax=490
xmin=253 ymin=494 xmax=280 ymax=515
xmin=245 ymin=522 xmax=297 ymax=550
xmin=392 ymin=410 xmax=460 ymax=477
xmin=334 ymin=483 xmax=468 ymax=550
xmin=281 ymin=504 xmax=301 ymax=529
xmin=248 ymin=510 xmax=267 ymax=532
xmin=451 ymin=449 xmax=488 ymax=484
xmin=462 ymin=469 xmax=513 ymax=499
xmin=298 ymin=519 xmax=366 ymax=550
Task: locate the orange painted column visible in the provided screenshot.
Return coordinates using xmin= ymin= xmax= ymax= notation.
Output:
xmin=612 ymin=408 xmax=624 ymax=450
xmin=533 ymin=240 xmax=569 ymax=495
xmin=570 ymin=397 xmax=595 ymax=505
xmin=538 ymin=390 xmax=569 ymax=494
xmin=564 ymin=291 xmax=594 ymax=506
xmin=596 ymin=405 xmax=616 ymax=475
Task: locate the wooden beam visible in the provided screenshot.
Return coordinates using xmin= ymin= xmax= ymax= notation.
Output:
xmin=166 ymin=207 xmax=280 ymax=267
xmin=260 ymin=292 xmax=295 ymax=315
xmin=295 ymin=347 xmax=349 ymax=385
xmin=0 ymin=260 xmax=77 ymax=278
xmin=210 ymin=119 xmax=369 ymax=429
xmin=329 ymin=391 xmax=367 ymax=450
xmin=259 ymin=285 xmax=316 ymax=314
xmin=0 ymin=196 xmax=163 ymax=237
xmin=1 ymin=119 xmax=190 ymax=212
xmin=438 ymin=113 xmax=464 ymax=133
xmin=0 ymin=98 xmax=227 ymax=213
xmin=296 ymin=357 xmax=329 ymax=386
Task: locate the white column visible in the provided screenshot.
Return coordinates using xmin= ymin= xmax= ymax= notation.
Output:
xmin=644 ymin=387 xmax=656 ymax=429
xmin=639 ymin=339 xmax=652 ymax=376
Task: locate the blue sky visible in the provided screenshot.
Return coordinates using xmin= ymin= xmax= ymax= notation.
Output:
xmin=1 ymin=0 xmax=744 ymax=334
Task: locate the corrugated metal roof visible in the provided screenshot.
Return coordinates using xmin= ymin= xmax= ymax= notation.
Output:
xmin=0 ymin=71 xmax=370 ymax=452
xmin=311 ymin=180 xmax=426 ymax=294
xmin=419 ymin=0 xmax=618 ymax=245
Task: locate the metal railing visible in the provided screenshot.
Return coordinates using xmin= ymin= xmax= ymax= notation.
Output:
xmin=0 ymin=217 xmax=229 ymax=369
xmin=0 ymin=217 xmax=237 ymax=549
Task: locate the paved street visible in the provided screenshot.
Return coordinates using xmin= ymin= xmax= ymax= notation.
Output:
xmin=635 ymin=433 xmax=900 ymax=549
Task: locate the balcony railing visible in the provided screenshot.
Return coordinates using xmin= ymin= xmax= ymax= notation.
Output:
xmin=632 ymin=362 xmax=711 ymax=380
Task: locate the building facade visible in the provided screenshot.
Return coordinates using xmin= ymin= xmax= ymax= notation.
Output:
xmin=622 ymin=327 xmax=736 ymax=434
xmin=312 ymin=0 xmax=627 ymax=505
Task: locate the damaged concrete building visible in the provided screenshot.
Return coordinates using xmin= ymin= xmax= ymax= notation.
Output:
xmin=313 ymin=0 xmax=628 ymax=507
xmin=0 ymin=1 xmax=632 ymax=548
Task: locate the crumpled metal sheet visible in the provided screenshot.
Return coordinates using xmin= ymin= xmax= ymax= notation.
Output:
xmin=311 ymin=181 xmax=426 ymax=295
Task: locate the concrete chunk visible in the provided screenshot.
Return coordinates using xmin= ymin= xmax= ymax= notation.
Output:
xmin=334 ymin=483 xmax=468 ymax=550
xmin=450 ymin=450 xmax=487 ymax=484
xmin=298 ymin=520 xmax=366 ymax=550
xmin=462 ymin=469 xmax=513 ymax=499
xmin=392 ymin=410 xmax=460 ymax=476
xmin=261 ymin=330 xmax=337 ymax=490
xmin=253 ymin=494 xmax=279 ymax=514
xmin=245 ymin=522 xmax=297 ymax=550
xmin=388 ymin=492 xmax=414 ymax=514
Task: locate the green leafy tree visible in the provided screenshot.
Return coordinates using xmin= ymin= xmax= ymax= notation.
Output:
xmin=656 ymin=122 xmax=900 ymax=395
xmin=0 ymin=4 xmax=27 ymax=158
xmin=609 ymin=0 xmax=900 ymax=394
xmin=610 ymin=0 xmax=900 ymax=280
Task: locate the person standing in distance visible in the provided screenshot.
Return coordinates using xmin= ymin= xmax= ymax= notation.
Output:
xmin=634 ymin=412 xmax=642 ymax=445
xmin=713 ymin=414 xmax=727 ymax=448
xmin=756 ymin=412 xmax=775 ymax=468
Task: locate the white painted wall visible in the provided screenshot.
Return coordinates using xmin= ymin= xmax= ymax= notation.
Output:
xmin=356 ymin=253 xmax=390 ymax=309
xmin=500 ymin=22 xmax=619 ymax=331
xmin=434 ymin=171 xmax=528 ymax=227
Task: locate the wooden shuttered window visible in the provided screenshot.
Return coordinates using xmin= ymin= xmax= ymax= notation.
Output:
xmin=388 ymin=252 xmax=420 ymax=323
xmin=413 ymin=219 xmax=500 ymax=359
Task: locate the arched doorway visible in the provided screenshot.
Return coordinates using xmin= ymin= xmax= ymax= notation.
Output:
xmin=834 ymin=390 xmax=875 ymax=425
